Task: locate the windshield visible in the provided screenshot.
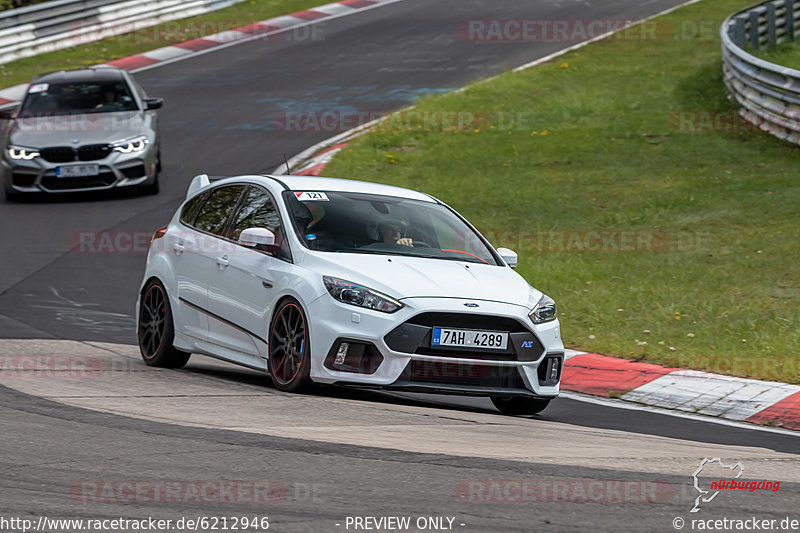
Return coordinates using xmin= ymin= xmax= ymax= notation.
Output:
xmin=20 ymin=80 xmax=138 ymax=115
xmin=283 ymin=190 xmax=499 ymax=265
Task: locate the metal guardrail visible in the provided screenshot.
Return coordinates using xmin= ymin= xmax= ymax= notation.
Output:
xmin=721 ymin=0 xmax=800 ymax=144
xmin=0 ymin=0 xmax=244 ymax=65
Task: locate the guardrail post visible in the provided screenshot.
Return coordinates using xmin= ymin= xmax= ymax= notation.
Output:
xmin=735 ymin=16 xmax=747 ymax=46
xmin=768 ymin=3 xmax=777 ymax=48
xmin=750 ymin=10 xmax=760 ymax=49
xmin=787 ymin=0 xmax=795 ymax=41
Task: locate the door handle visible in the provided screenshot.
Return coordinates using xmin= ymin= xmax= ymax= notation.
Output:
xmin=216 ymin=255 xmax=230 ymax=268
xmin=172 ymin=243 xmax=185 ymax=254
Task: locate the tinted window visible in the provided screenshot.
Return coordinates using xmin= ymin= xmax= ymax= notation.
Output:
xmin=231 ymin=187 xmax=291 ymax=261
xmin=194 ymin=185 xmax=245 ymax=236
xmin=21 ymin=80 xmax=138 ymax=115
xmin=283 ymin=191 xmax=498 ymax=265
xmin=180 ymin=192 xmax=208 ymax=226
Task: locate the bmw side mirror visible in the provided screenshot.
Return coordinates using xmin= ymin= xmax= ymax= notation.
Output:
xmin=144 ymin=97 xmax=164 ymax=110
xmin=496 ymin=247 xmax=518 ymax=268
xmin=239 ymin=227 xmax=277 ymax=254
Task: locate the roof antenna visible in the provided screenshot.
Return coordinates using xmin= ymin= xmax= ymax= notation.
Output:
xmin=283 ymin=153 xmax=291 ymax=175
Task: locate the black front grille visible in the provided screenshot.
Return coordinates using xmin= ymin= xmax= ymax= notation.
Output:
xmin=384 ymin=316 xmax=544 ymax=362
xmin=39 ymin=144 xmax=112 ymax=163
xmin=396 ymin=360 xmax=526 ymax=389
xmin=40 ymin=147 xmax=76 ymax=163
xmin=412 ymin=346 xmax=516 ymax=361
xmin=41 ymin=171 xmax=116 ymax=190
xmin=78 ymin=144 xmax=112 ymax=161
xmin=406 ymin=312 xmax=530 ymax=332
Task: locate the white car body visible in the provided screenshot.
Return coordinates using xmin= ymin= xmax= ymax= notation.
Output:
xmin=137 ymin=174 xmax=564 ymax=405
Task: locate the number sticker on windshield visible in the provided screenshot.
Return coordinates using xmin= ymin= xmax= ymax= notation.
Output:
xmin=28 ymin=83 xmax=49 ymax=94
xmin=295 ymin=192 xmax=329 ymax=201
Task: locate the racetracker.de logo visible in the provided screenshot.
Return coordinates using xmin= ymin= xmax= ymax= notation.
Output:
xmin=456 ymin=19 xmax=668 ymax=42
xmin=457 ymin=480 xmax=674 ymax=503
xmin=0 ymin=356 xmax=104 ymax=379
xmin=70 ymin=481 xmax=287 ymax=504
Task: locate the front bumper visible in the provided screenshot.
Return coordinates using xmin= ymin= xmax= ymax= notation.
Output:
xmin=307 ymin=296 xmax=564 ymax=398
xmin=2 ymin=146 xmax=156 ymax=194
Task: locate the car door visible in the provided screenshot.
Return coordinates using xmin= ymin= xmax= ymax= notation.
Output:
xmin=176 ymin=184 xmax=246 ymax=343
xmin=169 ymin=190 xmax=211 ymax=341
xmin=207 ymin=185 xmax=293 ymax=360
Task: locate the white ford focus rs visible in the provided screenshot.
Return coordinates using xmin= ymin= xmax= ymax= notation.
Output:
xmin=136 ymin=174 xmax=564 ymax=414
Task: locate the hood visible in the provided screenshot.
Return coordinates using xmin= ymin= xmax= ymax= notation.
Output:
xmin=8 ymin=111 xmax=149 ymax=148
xmin=303 ymin=252 xmax=539 ymax=308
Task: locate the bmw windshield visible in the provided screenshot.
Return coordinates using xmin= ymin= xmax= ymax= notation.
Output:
xmin=283 ymin=190 xmax=500 ymax=265
xmin=20 ymin=81 xmax=138 ymax=115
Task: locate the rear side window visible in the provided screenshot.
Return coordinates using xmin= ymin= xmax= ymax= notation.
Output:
xmin=180 ymin=192 xmax=208 ymax=226
xmin=193 ymin=185 xmax=245 ymax=236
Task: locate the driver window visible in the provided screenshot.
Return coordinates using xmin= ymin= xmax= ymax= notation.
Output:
xmin=231 ymin=187 xmax=290 ymax=261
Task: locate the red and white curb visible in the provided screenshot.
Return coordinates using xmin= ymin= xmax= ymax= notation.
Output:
xmin=563 ymin=350 xmax=800 ymax=430
xmin=0 ymin=0 xmax=402 ymax=107
xmin=291 ymin=142 xmax=349 ymax=175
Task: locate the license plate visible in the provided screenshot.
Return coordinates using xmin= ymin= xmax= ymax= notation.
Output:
xmin=56 ymin=164 xmax=99 ymax=177
xmin=431 ymin=327 xmax=508 ymax=350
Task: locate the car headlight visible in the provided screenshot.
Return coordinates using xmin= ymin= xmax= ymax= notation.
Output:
xmin=7 ymin=145 xmax=39 ymax=160
xmin=323 ymin=276 xmax=403 ymax=313
xmin=112 ymin=135 xmax=149 ymax=153
xmin=530 ymin=293 xmax=557 ymax=324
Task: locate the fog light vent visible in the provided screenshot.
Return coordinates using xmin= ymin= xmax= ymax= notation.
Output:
xmin=334 ymin=343 xmax=349 ymax=366
xmin=324 ymin=339 xmax=384 ymax=374
xmin=537 ymin=353 xmax=563 ymax=386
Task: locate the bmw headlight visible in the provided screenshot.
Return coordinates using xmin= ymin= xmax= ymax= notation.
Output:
xmin=530 ymin=293 xmax=557 ymax=324
xmin=7 ymin=145 xmax=39 ymax=160
xmin=112 ymin=135 xmax=149 ymax=153
xmin=323 ymin=276 xmax=403 ymax=313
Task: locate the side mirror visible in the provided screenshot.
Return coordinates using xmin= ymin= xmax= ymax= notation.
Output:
xmin=0 ymin=107 xmax=18 ymax=120
xmin=496 ymin=247 xmax=518 ymax=268
xmin=239 ymin=227 xmax=276 ymax=253
xmin=144 ymin=97 xmax=163 ymax=110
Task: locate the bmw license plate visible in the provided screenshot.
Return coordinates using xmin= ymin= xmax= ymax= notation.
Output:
xmin=56 ymin=164 xmax=99 ymax=178
xmin=431 ymin=327 xmax=508 ymax=350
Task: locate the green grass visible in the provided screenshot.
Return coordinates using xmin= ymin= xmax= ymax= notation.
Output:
xmin=326 ymin=0 xmax=800 ymax=383
xmin=754 ymin=38 xmax=800 ymax=70
xmin=0 ymin=0 xmax=324 ymax=89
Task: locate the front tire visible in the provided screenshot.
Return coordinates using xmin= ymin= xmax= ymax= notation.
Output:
xmin=139 ymin=172 xmax=159 ymax=195
xmin=138 ymin=280 xmax=190 ymax=368
xmin=268 ymin=298 xmax=312 ymax=392
xmin=491 ymin=396 xmax=551 ymax=415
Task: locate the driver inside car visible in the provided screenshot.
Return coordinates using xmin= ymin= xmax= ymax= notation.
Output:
xmin=378 ymin=218 xmax=413 ymax=247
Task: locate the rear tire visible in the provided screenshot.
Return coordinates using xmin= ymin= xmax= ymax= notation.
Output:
xmin=491 ymin=396 xmax=551 ymax=415
xmin=268 ymin=298 xmax=312 ymax=393
xmin=138 ymin=280 xmax=190 ymax=368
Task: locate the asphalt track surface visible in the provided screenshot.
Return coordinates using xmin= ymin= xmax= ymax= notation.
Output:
xmin=1 ymin=0 xmax=798 ymax=531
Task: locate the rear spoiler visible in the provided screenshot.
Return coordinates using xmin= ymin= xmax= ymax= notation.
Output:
xmin=186 ymin=174 xmax=226 ymax=199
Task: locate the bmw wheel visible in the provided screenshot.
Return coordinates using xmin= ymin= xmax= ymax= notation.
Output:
xmin=491 ymin=396 xmax=551 ymax=415
xmin=268 ymin=298 xmax=312 ymax=392
xmin=138 ymin=280 xmax=190 ymax=368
